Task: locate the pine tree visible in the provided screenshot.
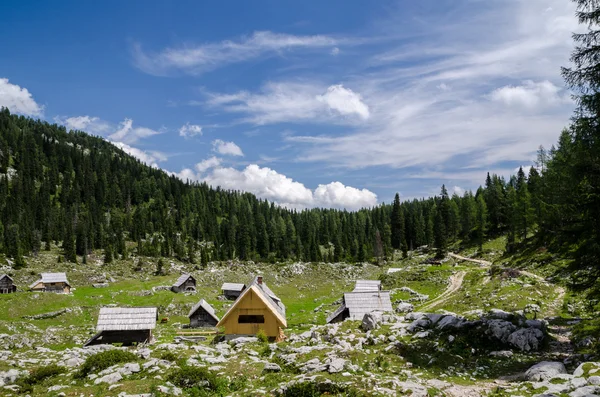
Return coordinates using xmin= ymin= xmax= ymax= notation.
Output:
xmin=433 ymin=206 xmax=447 ymax=258
xmin=475 ymin=194 xmax=488 ymax=252
xmin=390 ymin=193 xmax=406 ymax=252
xmin=63 ymin=213 xmax=77 ymax=263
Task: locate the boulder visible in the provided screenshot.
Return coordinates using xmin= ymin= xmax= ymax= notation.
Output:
xmin=436 ymin=315 xmax=466 ymax=330
xmin=569 ymin=386 xmax=600 ymax=397
xmin=263 ymin=363 xmax=281 ymax=373
xmin=229 ymin=337 xmax=259 ymax=346
xmin=396 ymin=303 xmax=414 ymax=313
xmin=487 ymin=309 xmax=513 ymax=320
xmin=508 ymin=328 xmax=544 ymax=352
xmin=489 ymin=350 xmax=513 ymax=358
xmin=426 ymin=313 xmax=446 ymax=325
xmin=327 ymin=357 xmax=346 ymax=373
xmin=574 ymin=362 xmax=600 ymax=378
xmin=0 ymin=369 xmax=26 ymax=387
xmin=525 ymin=361 xmax=567 ymax=382
xmin=588 ymin=376 xmax=600 ymax=385
xmin=362 ymin=313 xmax=380 ymax=331
xmin=486 ymin=319 xmax=517 ymax=343
xmin=94 ymin=372 xmax=123 ymax=385
xmin=408 ymin=318 xmax=431 ymax=333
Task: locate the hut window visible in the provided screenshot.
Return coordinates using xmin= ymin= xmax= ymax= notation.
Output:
xmin=238 ymin=315 xmax=265 ymax=324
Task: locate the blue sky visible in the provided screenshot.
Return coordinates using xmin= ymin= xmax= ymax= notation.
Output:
xmin=0 ymin=0 xmax=579 ymax=209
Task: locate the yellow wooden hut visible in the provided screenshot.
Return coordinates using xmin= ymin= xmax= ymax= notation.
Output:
xmin=217 ymin=276 xmax=286 ymax=340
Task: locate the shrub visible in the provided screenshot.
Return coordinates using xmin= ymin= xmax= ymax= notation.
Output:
xmin=277 ymin=381 xmax=361 ymax=397
xmin=158 ymin=350 xmax=178 ymax=362
xmin=76 ymin=349 xmax=138 ymax=378
xmin=228 ymin=375 xmax=248 ymax=392
xmin=260 ymin=344 xmax=272 ymax=357
xmin=16 ymin=364 xmax=65 ymax=393
xmin=256 ymin=328 xmax=269 ymax=343
xmin=167 ymin=366 xmax=228 ymax=392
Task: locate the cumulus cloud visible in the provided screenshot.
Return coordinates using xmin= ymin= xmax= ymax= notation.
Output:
xmin=172 ymin=161 xmax=377 ymax=210
xmin=133 ymin=31 xmax=337 ymax=75
xmin=109 ymin=118 xmax=162 ymax=144
xmin=54 ymin=115 xmax=111 ymax=135
xmin=316 ymin=84 xmax=370 ymax=119
xmin=488 ymin=80 xmax=568 ymax=109
xmin=452 ymin=186 xmax=465 ymax=196
xmin=179 ymin=122 xmax=202 ymax=138
xmin=212 ymin=139 xmax=244 ymax=156
xmin=111 ymin=141 xmax=167 ymax=168
xmin=207 ymin=82 xmax=369 ymax=125
xmin=0 ymin=78 xmax=43 ymax=116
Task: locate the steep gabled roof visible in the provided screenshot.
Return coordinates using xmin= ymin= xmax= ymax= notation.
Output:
xmin=353 ymin=280 xmax=381 ymax=292
xmin=96 ymin=307 xmax=157 ymax=331
xmin=173 ymin=273 xmax=195 ymax=288
xmin=0 ymin=274 xmax=14 ymax=283
xmin=29 ymin=272 xmax=70 ymax=288
xmin=188 ymin=299 xmax=220 ymax=323
xmin=344 ymin=291 xmax=392 ymax=320
xmin=217 ymin=276 xmax=286 ymax=328
xmin=326 ymin=302 xmax=348 ymax=323
xmin=221 ymin=282 xmax=246 ymax=292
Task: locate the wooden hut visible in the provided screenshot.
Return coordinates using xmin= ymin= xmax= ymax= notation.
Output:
xmin=221 ymin=282 xmax=246 ymax=300
xmin=29 ymin=273 xmax=71 ymax=293
xmin=188 ymin=299 xmax=219 ymax=328
xmin=327 ymin=291 xmax=393 ymax=324
xmin=172 ymin=274 xmax=196 ymax=293
xmin=353 ymin=280 xmax=382 ymax=292
xmin=217 ymin=276 xmax=286 ymax=340
xmin=0 ymin=274 xmax=16 ymax=294
xmin=84 ymin=307 xmax=157 ymax=347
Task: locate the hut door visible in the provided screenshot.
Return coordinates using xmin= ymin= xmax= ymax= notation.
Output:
xmin=252 ymin=324 xmax=260 ymax=334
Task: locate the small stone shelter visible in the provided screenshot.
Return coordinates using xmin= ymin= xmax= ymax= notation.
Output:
xmin=29 ymin=273 xmax=71 ymax=293
xmin=84 ymin=307 xmax=158 ymax=346
xmin=0 ymin=274 xmax=16 ymax=294
xmin=188 ymin=299 xmax=220 ymax=328
xmin=172 ymin=274 xmax=196 ymax=293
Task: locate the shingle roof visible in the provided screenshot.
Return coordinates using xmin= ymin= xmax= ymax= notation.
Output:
xmin=29 ymin=273 xmax=70 ymax=288
xmin=173 ymin=274 xmax=195 ymax=288
xmin=353 ymin=280 xmax=381 ymax=292
xmin=96 ymin=307 xmax=157 ymax=331
xmin=188 ymin=299 xmax=220 ymax=323
xmin=0 ymin=274 xmax=13 ymax=283
xmin=386 ymin=268 xmax=402 ymax=274
xmin=343 ymin=291 xmax=392 ymax=320
xmin=247 ymin=276 xmax=285 ymax=317
xmin=326 ymin=303 xmax=347 ymax=323
xmin=221 ymin=282 xmax=246 ymax=292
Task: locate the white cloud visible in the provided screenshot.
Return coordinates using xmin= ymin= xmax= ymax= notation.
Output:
xmin=452 ymin=186 xmax=465 ymax=196
xmin=54 ymin=115 xmax=111 ymax=135
xmin=0 ymin=78 xmax=43 ymax=116
xmin=172 ymin=161 xmax=377 ymax=210
xmin=488 ymin=80 xmax=568 ymax=109
xmin=316 ymin=84 xmax=370 ymax=119
xmin=109 ymin=118 xmax=162 ymax=144
xmin=207 ymin=82 xmax=369 ymax=125
xmin=331 ymin=47 xmax=340 ymax=55
xmin=133 ymin=31 xmax=337 ymax=75
xmin=195 ymin=156 xmax=221 ymax=173
xmin=111 ymin=141 xmax=167 ymax=168
xmin=212 ymin=139 xmax=244 ymax=156
xmin=179 ymin=122 xmax=202 ymax=138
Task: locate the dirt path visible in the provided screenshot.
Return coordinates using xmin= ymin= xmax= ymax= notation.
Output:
xmin=419 ymin=271 xmax=466 ymax=311
xmin=448 ymin=253 xmax=492 ymax=267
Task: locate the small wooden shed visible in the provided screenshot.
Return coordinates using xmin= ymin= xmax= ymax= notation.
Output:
xmin=84 ymin=307 xmax=158 ymax=347
xmin=29 ymin=273 xmax=71 ymax=293
xmin=0 ymin=274 xmax=16 ymax=294
xmin=221 ymin=282 xmax=246 ymax=300
xmin=353 ymin=280 xmax=382 ymax=292
xmin=217 ymin=276 xmax=286 ymax=340
xmin=327 ymin=291 xmax=393 ymax=324
xmin=188 ymin=299 xmax=220 ymax=328
xmin=172 ymin=274 xmax=196 ymax=293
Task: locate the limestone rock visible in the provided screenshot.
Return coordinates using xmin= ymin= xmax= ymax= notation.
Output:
xmin=94 ymin=372 xmax=123 ymax=385
xmin=508 ymin=327 xmax=544 ymax=351
xmin=525 ymin=361 xmax=567 ymax=382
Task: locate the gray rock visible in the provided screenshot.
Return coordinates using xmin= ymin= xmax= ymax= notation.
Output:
xmin=489 ymin=350 xmax=513 ymax=358
xmin=487 ymin=309 xmax=513 ymax=320
xmin=569 ymin=386 xmax=600 ymax=397
xmin=229 ymin=337 xmax=259 ymax=346
xmin=94 ymin=372 xmax=123 ymax=385
xmin=486 ymin=320 xmax=517 ymax=343
xmin=408 ymin=318 xmax=431 ymax=333
xmin=65 ymin=357 xmax=83 ymax=367
xmin=362 ymin=313 xmax=380 ymax=331
xmin=396 ymin=303 xmax=414 ymax=313
xmin=426 ymin=313 xmax=446 ymax=325
xmin=588 ymin=376 xmax=600 ymax=386
xmin=263 ymin=363 xmax=281 ymax=373
xmin=436 ymin=315 xmax=465 ymax=330
xmin=525 ymin=361 xmax=567 ymax=382
xmin=526 ymin=319 xmax=546 ymax=330
xmin=327 ymin=357 xmax=346 ymax=373
xmin=574 ymin=363 xmax=600 ymax=378
xmin=508 ymin=327 xmax=544 ymax=351
xmin=0 ymin=369 xmax=26 ymax=387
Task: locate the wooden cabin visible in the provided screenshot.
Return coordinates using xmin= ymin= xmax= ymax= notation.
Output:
xmin=84 ymin=307 xmax=157 ymax=347
xmin=0 ymin=274 xmax=16 ymax=294
xmin=327 ymin=291 xmax=393 ymax=324
xmin=353 ymin=280 xmax=382 ymax=292
xmin=221 ymin=282 xmax=246 ymax=300
xmin=172 ymin=274 xmax=196 ymax=293
xmin=188 ymin=299 xmax=219 ymax=328
xmin=217 ymin=276 xmax=286 ymax=340
xmin=29 ymin=273 xmax=71 ymax=293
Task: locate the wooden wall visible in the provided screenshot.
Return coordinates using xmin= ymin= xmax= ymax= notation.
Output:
xmin=220 ymin=289 xmax=283 ymax=337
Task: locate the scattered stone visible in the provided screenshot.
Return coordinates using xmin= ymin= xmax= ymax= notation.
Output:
xmin=525 ymin=361 xmax=567 ymax=382
xmin=508 ymin=328 xmax=544 ymax=351
xmin=263 ymin=363 xmax=281 ymax=373
xmin=396 ymin=303 xmax=414 ymax=313
xmin=94 ymin=372 xmax=123 ymax=385
xmin=362 ymin=313 xmax=381 ymax=331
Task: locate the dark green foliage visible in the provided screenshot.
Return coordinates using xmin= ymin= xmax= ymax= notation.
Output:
xmin=16 ymin=364 xmax=65 ymax=393
xmin=276 ymin=381 xmax=361 ymax=397
xmin=76 ymin=350 xmax=138 ymax=378
xmin=167 ymin=366 xmax=228 ymax=395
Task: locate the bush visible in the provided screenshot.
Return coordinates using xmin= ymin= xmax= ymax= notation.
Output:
xmin=16 ymin=364 xmax=65 ymax=393
xmin=277 ymin=381 xmax=361 ymax=396
xmin=76 ymin=349 xmax=139 ymax=378
xmin=158 ymin=350 xmax=178 ymax=362
xmin=167 ymin=366 xmax=228 ymax=394
xmin=256 ymin=328 xmax=269 ymax=343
